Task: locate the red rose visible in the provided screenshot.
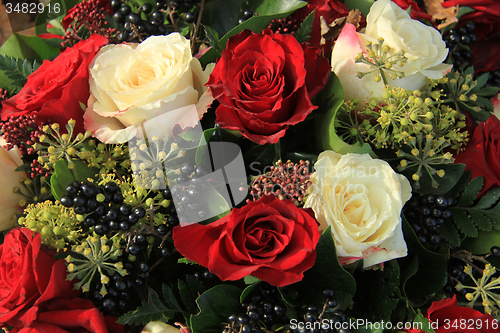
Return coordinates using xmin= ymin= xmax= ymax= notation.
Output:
xmin=8 ymin=299 xmax=123 ymax=333
xmin=0 ymin=34 xmax=108 ymax=133
xmin=206 ymin=29 xmax=330 ymax=145
xmin=442 ymin=1 xmax=500 ymax=41
xmin=427 ymin=295 xmax=497 ymax=332
xmin=291 ymin=0 xmax=352 ymax=51
xmin=0 ymin=228 xmax=79 ymax=327
xmin=454 ymin=115 xmax=500 ymax=197
xmin=173 ymin=195 xmax=321 ymax=287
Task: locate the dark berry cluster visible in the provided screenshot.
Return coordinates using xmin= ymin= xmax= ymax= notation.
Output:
xmin=443 ymin=259 xmax=469 ymax=299
xmin=90 ymin=270 xmax=138 ymax=315
xmin=224 ymin=283 xmax=287 ymax=333
xmin=404 ymin=194 xmax=455 ymax=247
xmin=290 ymin=289 xmax=349 ymax=333
xmin=167 ymin=162 xmax=211 ymax=223
xmin=111 ymin=0 xmax=199 ymax=42
xmin=445 ymin=21 xmax=477 ymax=68
xmin=60 ymin=181 xmax=146 ymax=235
xmin=267 ymin=16 xmax=300 ymax=35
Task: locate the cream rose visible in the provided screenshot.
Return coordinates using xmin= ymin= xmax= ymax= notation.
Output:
xmin=0 ymin=136 xmax=26 ymax=231
xmin=84 ymin=33 xmax=214 ymax=144
xmin=142 ymin=322 xmax=184 ymax=333
xmin=331 ymin=0 xmax=452 ymax=103
xmin=304 ymin=151 xmax=412 ymax=267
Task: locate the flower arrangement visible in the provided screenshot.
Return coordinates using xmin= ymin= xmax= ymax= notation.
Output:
xmin=1 ymin=0 xmax=500 ymax=332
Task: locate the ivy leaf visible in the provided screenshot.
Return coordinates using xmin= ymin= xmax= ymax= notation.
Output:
xmin=457 ymin=176 xmax=483 ymax=207
xmin=295 ymin=10 xmax=315 ymax=44
xmin=293 ymin=226 xmax=356 ymax=309
xmin=190 ymin=285 xmax=242 ymax=333
xmin=0 ymin=55 xmax=41 ymax=92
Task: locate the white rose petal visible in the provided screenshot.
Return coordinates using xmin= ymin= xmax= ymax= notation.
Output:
xmin=304 ymin=151 xmax=412 ymax=268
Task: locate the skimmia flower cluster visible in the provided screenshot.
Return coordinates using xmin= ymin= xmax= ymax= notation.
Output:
xmin=2 ymin=0 xmax=500 ymax=332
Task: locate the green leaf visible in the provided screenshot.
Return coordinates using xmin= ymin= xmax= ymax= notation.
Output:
xmin=199 ymin=0 xmax=307 ymax=67
xmin=178 ymin=280 xmax=198 ymax=314
xmin=162 ymin=284 xmax=184 ymax=313
xmin=398 ymin=218 xmax=447 ymax=302
xmin=458 ymin=176 xmax=483 ymax=207
xmin=447 ymin=169 xmax=471 ymax=199
xmin=294 ymin=226 xmax=356 ymax=309
xmin=0 ymin=55 xmax=41 ymax=91
xmin=186 ymin=274 xmax=206 ymax=298
xmin=50 ymin=159 xmax=99 ymax=200
xmin=179 ymin=127 xmax=203 ymax=142
xmin=243 ymin=142 xmax=280 ymax=177
xmin=116 ymin=291 xmax=176 ymax=325
xmin=451 ymin=208 xmax=478 ymax=237
xmin=0 ymin=34 xmax=60 ymax=91
xmin=461 ymin=229 xmax=500 ymax=254
xmin=351 ymin=260 xmax=401 ymax=321
xmin=315 ymin=73 xmax=373 ymax=154
xmin=402 ymin=163 xmax=466 ymax=195
xmin=294 ymin=10 xmax=315 ymax=44
xmin=194 ymin=126 xmax=240 ymax=166
xmin=344 ymin=0 xmax=375 ymax=17
xmin=468 ymin=210 xmax=492 ymax=231
xmin=240 ymin=282 xmax=261 ymax=303
xmin=244 ymin=275 xmax=261 ymax=285
xmin=439 ymin=218 xmax=461 ymax=247
xmin=178 ymin=258 xmax=200 ymax=265
xmin=476 ymin=187 xmax=500 ymax=210
xmin=190 ymin=285 xmax=242 ymax=333
xmin=204 ymin=25 xmax=220 ymax=51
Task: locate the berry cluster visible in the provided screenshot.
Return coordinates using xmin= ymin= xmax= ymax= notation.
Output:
xmin=404 ymin=193 xmax=455 ymax=247
xmin=60 ymin=181 xmax=146 ymax=235
xmin=443 ymin=259 xmax=469 ymax=299
xmin=224 ymin=283 xmax=287 ymax=333
xmin=167 ymin=162 xmax=211 ymax=223
xmin=445 ymin=21 xmax=477 ymax=68
xmin=290 ymin=289 xmax=348 ymax=333
xmin=267 ymin=17 xmax=300 ymax=35
xmin=238 ymin=9 xmax=254 ymax=24
xmin=111 ymin=0 xmax=199 ymax=42
xmin=90 ymin=270 xmax=137 ymax=315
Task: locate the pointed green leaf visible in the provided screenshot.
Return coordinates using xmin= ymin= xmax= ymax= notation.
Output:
xmin=468 ymin=210 xmax=492 ymax=231
xmin=458 ymin=176 xmax=483 ymax=207
xmin=439 ymin=218 xmax=461 ymax=247
xmin=452 ymin=208 xmax=478 ymax=237
xmin=476 ymin=187 xmax=500 ymax=210
xmin=295 ymin=10 xmax=315 ymax=44
xmin=203 ymin=25 xmax=220 ymax=50
xmin=178 ymin=280 xmax=198 ymax=314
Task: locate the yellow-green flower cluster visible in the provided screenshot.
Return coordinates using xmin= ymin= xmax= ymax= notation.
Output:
xmin=19 ymin=200 xmax=80 ymax=249
xmin=79 ymin=140 xmax=130 ymax=176
xmin=456 ymin=264 xmax=500 ymax=318
xmin=66 ymin=234 xmax=126 ymax=295
xmin=33 ymin=119 xmax=92 ymax=170
xmin=357 ymin=87 xmax=467 ymax=150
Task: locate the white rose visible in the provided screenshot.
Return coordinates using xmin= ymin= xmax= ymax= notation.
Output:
xmin=0 ymin=136 xmax=26 ymax=231
xmin=304 ymin=151 xmax=412 ymax=267
xmin=84 ymin=33 xmax=214 ymax=144
xmin=331 ymin=0 xmax=452 ymax=103
xmin=142 ymin=322 xmax=180 ymax=333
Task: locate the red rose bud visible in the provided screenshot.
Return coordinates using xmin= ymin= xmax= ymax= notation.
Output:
xmin=0 ymin=34 xmax=109 ymax=134
xmin=206 ymin=29 xmax=330 ymax=145
xmin=454 ymin=115 xmax=500 ymax=197
xmin=173 ymin=195 xmax=321 ymax=287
